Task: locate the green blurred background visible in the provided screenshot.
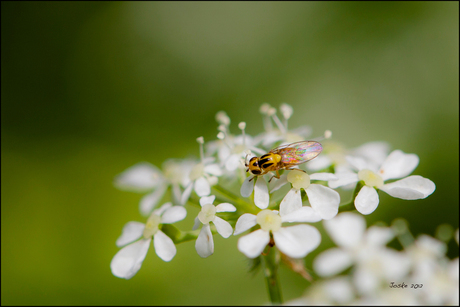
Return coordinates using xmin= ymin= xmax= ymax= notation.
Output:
xmin=1 ymin=2 xmax=458 ymax=305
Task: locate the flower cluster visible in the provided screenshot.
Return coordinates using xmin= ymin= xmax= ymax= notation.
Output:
xmin=285 ymin=213 xmax=459 ymax=305
xmin=110 ymin=103 xmax=440 ymax=304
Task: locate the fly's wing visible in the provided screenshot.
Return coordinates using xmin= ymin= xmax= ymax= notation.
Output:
xmin=270 ymin=141 xmax=323 ymax=166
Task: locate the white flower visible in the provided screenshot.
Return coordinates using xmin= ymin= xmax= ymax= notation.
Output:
xmin=219 ymin=133 xmax=265 ymax=172
xmin=284 ymin=276 xmax=355 ymax=305
xmin=240 ymin=175 xmax=271 ymax=209
xmin=193 ymin=195 xmax=236 ymax=258
xmin=404 ymin=234 xmax=459 ymax=305
xmin=313 ymin=212 xmax=411 ymax=295
xmin=181 ymin=137 xmax=223 ymax=204
xmin=110 ymin=203 xmax=187 ymax=279
xmin=234 ymin=206 xmax=321 ymax=259
xmin=254 ymin=103 xmax=312 ymax=148
xmin=306 ymin=141 xmax=390 ymax=174
xmin=207 ymin=111 xmax=265 ymax=173
xmin=114 ymin=159 xmax=195 ymax=216
xmin=328 ymin=149 xmax=436 ymax=215
xmin=181 ymin=158 xmax=221 ymax=203
xmin=272 ymin=170 xmax=340 ymax=220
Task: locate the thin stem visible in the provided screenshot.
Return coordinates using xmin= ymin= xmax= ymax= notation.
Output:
xmin=212 ymin=183 xmax=258 ymax=214
xmin=338 ymin=181 xmax=364 ymax=213
xmin=261 ymin=243 xmax=283 ymax=305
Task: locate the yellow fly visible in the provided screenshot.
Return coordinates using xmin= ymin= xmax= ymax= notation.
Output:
xmin=245 ymin=141 xmax=322 ymax=181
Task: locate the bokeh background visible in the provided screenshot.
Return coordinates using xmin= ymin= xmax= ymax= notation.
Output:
xmin=2 ymin=2 xmax=458 ymax=305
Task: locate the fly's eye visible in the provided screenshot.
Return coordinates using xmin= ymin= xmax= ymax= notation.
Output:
xmin=249 ymin=157 xmax=258 ymax=167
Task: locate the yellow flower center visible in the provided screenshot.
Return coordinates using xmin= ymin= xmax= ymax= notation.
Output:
xmin=143 ymin=214 xmax=161 ymax=239
xmin=358 ymin=169 xmax=384 ymax=188
xmin=190 ymin=163 xmax=204 ymax=181
xmin=287 ymin=170 xmax=311 ymax=190
xmin=256 ymin=210 xmax=282 ymax=232
xmin=198 ymin=204 xmax=216 ymax=224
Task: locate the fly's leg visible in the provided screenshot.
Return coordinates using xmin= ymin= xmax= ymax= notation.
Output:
xmin=268 ymin=170 xmax=281 ymax=183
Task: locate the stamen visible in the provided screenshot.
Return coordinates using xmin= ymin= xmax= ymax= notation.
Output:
xmin=260 ymin=103 xmax=271 ymax=114
xmin=260 ymin=103 xmax=273 ymax=132
xmin=217 ymin=124 xmax=227 ymax=133
xmin=311 ymin=130 xmax=333 ymax=142
xmin=215 ymin=111 xmax=231 ymax=126
xmin=269 ymin=107 xmax=287 ymax=134
xmin=280 ymin=103 xmax=293 ymax=130
xmin=239 ymin=122 xmax=247 ymax=146
xmin=196 ymin=136 xmax=205 ymax=163
xmin=217 ymin=131 xmax=233 ymax=151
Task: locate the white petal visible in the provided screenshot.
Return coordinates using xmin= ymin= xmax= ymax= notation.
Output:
xmin=254 ymin=177 xmax=269 ymax=209
xmin=313 ymin=248 xmax=353 ymax=277
xmin=237 ymin=229 xmax=270 ymax=258
xmin=310 ymin=173 xmax=338 ymax=181
xmin=416 ymin=234 xmax=447 ymax=258
xmin=152 ymin=202 xmax=172 ymax=216
xmin=110 ymin=238 xmax=151 ymax=279
xmin=379 ymin=175 xmax=435 ymax=200
xmin=234 ymin=213 xmax=257 ymax=235
xmin=269 ymin=174 xmax=288 ymax=193
xmin=379 ymin=249 xmax=411 ymax=281
xmin=212 ymin=216 xmax=233 ymax=238
xmin=306 ymin=155 xmax=332 ymax=172
xmin=161 ymin=206 xmax=187 ymax=224
xmin=281 ymin=206 xmax=322 ymax=223
xmin=328 ymin=172 xmax=359 ymax=189
xmin=114 ymin=162 xmax=162 ymax=192
xmin=241 ymin=176 xmax=255 ymax=197
xmin=194 ymin=177 xmax=211 ymax=197
xmin=195 ymin=224 xmax=214 ymax=258
xmin=321 ymin=277 xmax=355 ymax=304
xmin=192 ymin=216 xmax=201 ymax=231
xmin=365 ymin=226 xmax=394 ymax=247
xmin=273 ymin=225 xmax=321 ymax=258
xmin=323 ymin=212 xmax=366 ymax=248
xmin=345 ymin=155 xmax=369 ymax=171
xmin=139 ymin=184 xmax=167 ymax=216
xmin=306 ymin=184 xmax=340 ymax=220
xmin=153 ymin=230 xmax=176 ymax=262
xmin=199 ymin=195 xmax=216 ymax=207
xmin=215 ymin=203 xmax=236 ymax=212
xmin=116 ymin=221 xmax=145 ymax=247
xmin=354 ymin=185 xmax=379 ymax=215
xmin=225 ymin=154 xmax=240 ymax=171
xmin=379 ymin=150 xmax=419 ymax=181
xmin=249 ymin=145 xmax=272 ymax=156
xmin=180 ymin=182 xmax=193 ymax=205
xmin=204 ymin=164 xmax=223 ymax=176
xmin=354 ymin=266 xmax=379 ymax=295
xmin=171 ymin=184 xmax=182 ymax=204
xmin=353 ymin=141 xmax=390 ymax=166
xmin=279 ymin=188 xmax=301 ymax=217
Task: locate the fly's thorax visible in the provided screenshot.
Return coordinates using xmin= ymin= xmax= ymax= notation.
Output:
xmin=258 ymin=153 xmax=281 ymax=172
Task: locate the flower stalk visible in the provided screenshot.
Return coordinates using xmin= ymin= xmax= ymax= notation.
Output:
xmin=261 ymin=243 xmax=283 ymax=305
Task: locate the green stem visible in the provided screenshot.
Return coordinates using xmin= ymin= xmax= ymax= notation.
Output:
xmin=261 ymin=244 xmax=283 ymax=305
xmin=161 ymin=224 xmax=201 ymax=244
xmin=338 ymin=181 xmax=364 ymax=213
xmin=212 ymin=183 xmax=258 ymax=214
